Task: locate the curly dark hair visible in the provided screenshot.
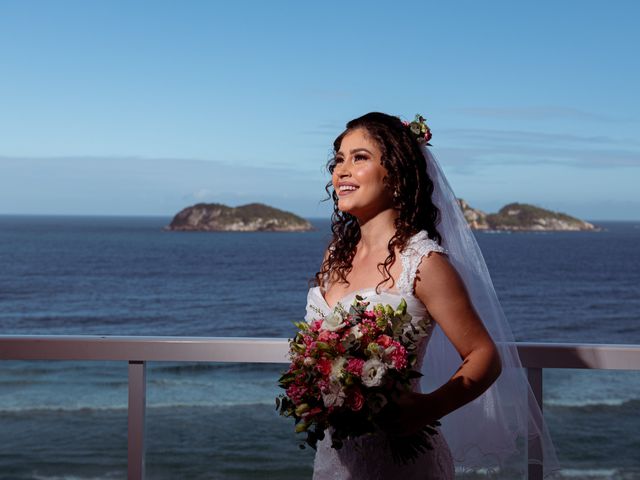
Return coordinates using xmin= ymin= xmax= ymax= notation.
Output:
xmin=310 ymin=111 xmax=444 ymax=293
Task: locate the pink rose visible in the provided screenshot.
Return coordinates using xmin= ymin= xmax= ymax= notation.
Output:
xmin=346 ymin=387 xmax=365 ymax=411
xmin=390 ymin=343 xmax=408 ymax=370
xmin=316 ymin=357 xmax=332 ymax=376
xmin=376 ymin=335 xmax=393 ymax=348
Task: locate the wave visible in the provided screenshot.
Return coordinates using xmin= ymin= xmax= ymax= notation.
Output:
xmin=452 ymin=465 xmax=624 ymax=479
xmin=25 ymin=467 xmax=630 ymax=480
xmin=546 ymin=398 xmax=639 ymax=408
xmin=0 ymin=400 xmax=277 ymax=414
xmin=149 ymin=400 xmax=275 ymax=409
xmin=152 ymin=362 xmax=280 ymax=374
xmin=4 ymin=397 xmax=635 ymax=415
xmin=0 ymin=379 xmax=128 ymax=388
xmin=32 ymin=473 xmax=123 ymax=480
xmin=0 ymin=404 xmax=129 ymax=413
xmin=559 ymin=468 xmax=619 ymax=478
xmin=454 ymin=466 xmax=503 ymax=475
xmin=147 ymin=377 xmax=277 ymax=388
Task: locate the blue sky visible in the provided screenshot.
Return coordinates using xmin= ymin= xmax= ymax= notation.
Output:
xmin=0 ymin=1 xmax=638 ymax=220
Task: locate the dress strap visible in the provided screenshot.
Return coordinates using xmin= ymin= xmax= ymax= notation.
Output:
xmin=397 ymin=230 xmax=448 ymax=296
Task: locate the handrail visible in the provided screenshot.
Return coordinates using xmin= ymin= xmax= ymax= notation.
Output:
xmin=1 ymin=336 xmax=639 ymax=480
xmin=1 ymin=335 xmax=639 ymax=368
xmin=0 ymin=335 xmax=290 ymax=362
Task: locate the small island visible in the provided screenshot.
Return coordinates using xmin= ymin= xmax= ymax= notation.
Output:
xmin=458 ymin=199 xmax=602 ymax=232
xmin=166 ymin=202 xmax=314 ymax=232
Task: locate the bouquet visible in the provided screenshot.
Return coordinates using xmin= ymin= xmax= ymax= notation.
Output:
xmin=276 ymin=294 xmax=440 ymax=465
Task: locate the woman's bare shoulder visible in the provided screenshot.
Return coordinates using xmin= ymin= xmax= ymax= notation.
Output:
xmin=413 ymin=251 xmax=467 ymax=307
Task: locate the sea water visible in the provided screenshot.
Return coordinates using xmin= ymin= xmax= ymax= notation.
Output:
xmin=0 ymin=216 xmax=638 ymax=479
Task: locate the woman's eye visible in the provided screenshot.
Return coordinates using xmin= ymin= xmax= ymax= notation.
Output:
xmin=354 ymin=155 xmax=367 ymax=161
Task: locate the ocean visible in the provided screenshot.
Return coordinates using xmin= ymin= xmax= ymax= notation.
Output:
xmin=0 ymin=215 xmax=638 ymax=479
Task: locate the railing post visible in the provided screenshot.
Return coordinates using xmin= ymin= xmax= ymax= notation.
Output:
xmin=527 ymin=367 xmax=543 ymax=480
xmin=128 ymin=360 xmax=146 ymax=480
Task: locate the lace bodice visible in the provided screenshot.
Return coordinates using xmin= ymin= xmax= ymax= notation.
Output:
xmin=307 ymin=230 xmax=447 ymax=315
xmin=397 ymin=231 xmax=448 ymax=299
xmin=305 ymin=230 xmax=455 ymax=479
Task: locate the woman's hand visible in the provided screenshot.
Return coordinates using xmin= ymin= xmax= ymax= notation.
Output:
xmin=376 ymin=389 xmax=440 ymax=438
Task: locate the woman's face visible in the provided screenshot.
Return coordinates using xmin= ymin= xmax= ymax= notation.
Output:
xmin=332 ymin=128 xmax=394 ymax=219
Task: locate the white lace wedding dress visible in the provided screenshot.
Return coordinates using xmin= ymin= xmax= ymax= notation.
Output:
xmin=304 ymin=231 xmax=456 ymax=480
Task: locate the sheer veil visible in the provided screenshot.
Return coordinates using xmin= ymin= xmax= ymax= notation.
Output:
xmin=419 ymin=145 xmax=562 ymax=477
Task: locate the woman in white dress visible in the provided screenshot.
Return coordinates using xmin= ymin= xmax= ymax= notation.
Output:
xmin=306 ymin=112 xmax=499 ymax=479
xmin=306 ymin=112 xmax=560 ymax=479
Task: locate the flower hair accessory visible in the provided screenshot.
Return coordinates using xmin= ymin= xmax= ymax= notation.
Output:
xmin=401 ymin=114 xmax=432 ymax=146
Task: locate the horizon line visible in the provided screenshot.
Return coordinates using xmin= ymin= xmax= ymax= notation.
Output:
xmin=0 ymin=212 xmax=637 ymax=223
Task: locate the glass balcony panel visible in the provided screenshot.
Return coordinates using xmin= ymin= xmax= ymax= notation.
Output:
xmin=0 ymin=360 xmax=128 ymax=478
xmin=145 ymin=361 xmax=314 ymax=479
xmin=544 ymin=368 xmax=640 ymax=478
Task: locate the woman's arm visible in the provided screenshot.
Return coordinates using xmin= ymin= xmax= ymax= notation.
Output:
xmin=379 ymin=251 xmax=502 ymax=436
xmin=414 ymin=251 xmax=502 ymax=420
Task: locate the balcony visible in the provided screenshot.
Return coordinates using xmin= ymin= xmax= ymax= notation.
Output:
xmin=1 ymin=336 xmax=639 ymax=479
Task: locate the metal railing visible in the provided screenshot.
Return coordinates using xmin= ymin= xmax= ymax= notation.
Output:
xmin=1 ymin=335 xmax=639 ymax=480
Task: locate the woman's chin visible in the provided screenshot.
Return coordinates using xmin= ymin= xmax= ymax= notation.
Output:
xmin=337 ymin=199 xmax=356 ymax=212
xmin=337 ymin=204 xmax=364 ymax=219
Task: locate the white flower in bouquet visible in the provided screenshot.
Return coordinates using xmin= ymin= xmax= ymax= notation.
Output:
xmin=321 ymin=311 xmax=346 ymax=332
xmin=361 ymin=358 xmax=388 ymax=387
xmin=348 ymin=324 xmax=363 ymax=340
xmin=321 ymin=380 xmax=346 ymax=407
xmin=330 ymin=356 xmax=346 ymax=381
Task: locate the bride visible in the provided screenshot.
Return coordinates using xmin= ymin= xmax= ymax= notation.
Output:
xmin=305 ymin=112 xmax=560 ymax=479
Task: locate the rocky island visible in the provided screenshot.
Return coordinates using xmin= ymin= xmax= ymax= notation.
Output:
xmin=167 ymin=200 xmax=599 ymax=233
xmin=166 ymin=202 xmax=314 ymax=232
xmin=458 ymin=199 xmax=602 ymax=232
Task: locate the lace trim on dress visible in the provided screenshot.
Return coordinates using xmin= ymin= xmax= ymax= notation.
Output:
xmin=398 ymin=230 xmax=448 ymax=297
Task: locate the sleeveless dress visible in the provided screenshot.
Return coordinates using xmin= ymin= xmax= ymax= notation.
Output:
xmin=304 ymin=230 xmax=456 ymax=480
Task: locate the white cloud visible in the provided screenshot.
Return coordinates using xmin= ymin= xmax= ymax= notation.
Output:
xmin=449 ymin=106 xmax=631 ymax=123
xmin=431 ymin=126 xmax=640 ymax=171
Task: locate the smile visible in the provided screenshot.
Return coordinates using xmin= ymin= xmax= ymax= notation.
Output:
xmin=337 ymin=185 xmax=359 ymax=196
